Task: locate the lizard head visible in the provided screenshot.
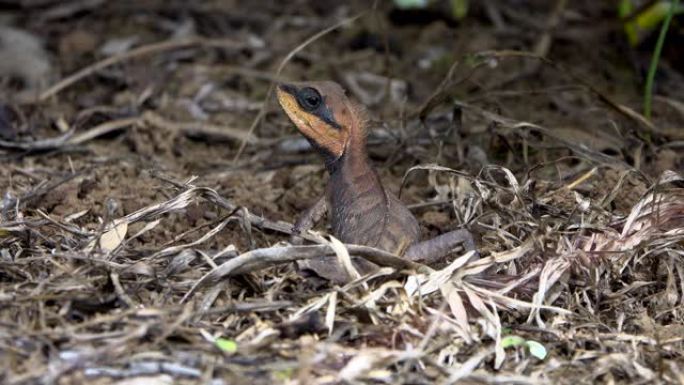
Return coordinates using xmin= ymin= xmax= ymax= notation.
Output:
xmin=276 ymin=81 xmax=366 ymax=162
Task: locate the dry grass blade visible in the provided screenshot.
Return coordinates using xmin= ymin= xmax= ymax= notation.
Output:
xmin=527 ymin=257 xmax=572 ymax=326
xmin=577 ymin=171 xmax=684 ymax=257
xmin=149 ymin=216 xmax=234 ymax=259
xmin=405 ymin=251 xmax=475 ymax=296
xmin=464 ymin=281 xmax=571 ymax=314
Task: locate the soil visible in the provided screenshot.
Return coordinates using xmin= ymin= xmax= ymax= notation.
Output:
xmin=1 ymin=1 xmax=683 ymax=384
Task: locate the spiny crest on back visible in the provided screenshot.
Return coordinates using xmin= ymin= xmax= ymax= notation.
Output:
xmin=347 ymin=98 xmax=370 ymax=138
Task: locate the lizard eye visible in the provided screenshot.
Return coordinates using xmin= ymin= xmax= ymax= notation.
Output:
xmin=297 ymin=87 xmax=322 ymax=111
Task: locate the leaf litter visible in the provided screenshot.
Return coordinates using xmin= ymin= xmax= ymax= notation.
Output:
xmin=1 ymin=1 xmax=683 ymax=385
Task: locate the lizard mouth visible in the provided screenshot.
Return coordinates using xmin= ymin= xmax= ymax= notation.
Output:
xmin=276 ymin=85 xmax=316 ymax=136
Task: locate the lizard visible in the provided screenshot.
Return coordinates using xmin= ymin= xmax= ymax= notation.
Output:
xmin=276 ymin=80 xmax=476 ymax=281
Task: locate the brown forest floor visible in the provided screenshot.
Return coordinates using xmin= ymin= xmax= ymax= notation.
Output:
xmin=1 ymin=1 xmax=684 ymax=384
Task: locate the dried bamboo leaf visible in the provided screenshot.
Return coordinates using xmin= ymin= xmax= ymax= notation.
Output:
xmin=440 ymin=282 xmax=472 ymax=343
xmin=325 ymin=291 xmax=337 ymax=336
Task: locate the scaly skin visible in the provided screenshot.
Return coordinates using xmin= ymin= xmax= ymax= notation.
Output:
xmin=277 ymin=81 xmax=476 ymax=280
xmin=326 ymin=133 xmax=420 ymax=257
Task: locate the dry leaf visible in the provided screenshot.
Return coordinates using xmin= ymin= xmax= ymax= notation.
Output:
xmin=329 ymin=235 xmax=361 ymax=282
xmin=325 ymin=291 xmax=337 ymax=335
xmin=100 ymin=219 xmax=128 ymax=252
xmin=115 ymin=375 xmax=173 ymax=385
xmin=441 ymin=282 xmax=472 ymax=343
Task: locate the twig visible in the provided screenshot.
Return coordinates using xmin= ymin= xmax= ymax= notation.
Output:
xmin=412 ymin=53 xmax=491 ymax=120
xmin=196 ymin=300 xmax=293 ymax=316
xmin=532 ymin=0 xmax=568 ymax=61
xmin=0 ymin=112 xmax=262 ymax=153
xmin=69 ymin=117 xmax=140 ymax=145
xmin=452 ymin=99 xmax=635 ymax=168
xmin=147 ymin=174 xmax=326 ymax=243
xmin=14 ymin=170 xmax=89 ymax=209
xmin=181 ymin=243 xmax=429 ymax=302
xmin=39 ymin=37 xmax=249 ymax=101
xmin=231 ymin=12 xmax=366 ymax=163
xmin=34 ymin=210 xmax=91 ymax=236
xmin=0 ymin=117 xmax=138 ymax=151
xmin=473 ymin=50 xmax=662 ymax=135
xmin=142 ymin=111 xmax=260 ymax=144
xmin=110 ymin=272 xmax=137 ymax=308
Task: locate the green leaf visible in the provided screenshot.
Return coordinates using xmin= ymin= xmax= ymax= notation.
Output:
xmin=619 ymin=0 xmax=638 ymax=45
xmin=394 ymin=0 xmax=429 ymax=9
xmin=620 ymin=1 xmax=684 ymax=46
xmin=525 ymin=340 xmax=547 ymax=360
xmin=215 ymin=338 xmax=238 ymax=353
xmin=500 ymin=335 xmax=526 ymax=348
xmin=450 ymin=0 xmax=469 ymax=20
xmin=273 ymin=368 xmax=294 ymax=381
xmin=618 ymin=0 xmax=632 ymax=17
xmin=644 ymin=0 xmax=681 ymax=118
xmin=637 ymin=2 xmax=669 ymax=29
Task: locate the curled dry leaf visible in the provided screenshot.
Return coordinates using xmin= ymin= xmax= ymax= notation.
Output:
xmin=99 ymin=219 xmax=128 ymax=252
xmin=337 ymin=349 xmax=420 ymax=382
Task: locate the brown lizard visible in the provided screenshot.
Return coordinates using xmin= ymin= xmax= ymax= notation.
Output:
xmin=276 ymin=81 xmax=476 ymax=281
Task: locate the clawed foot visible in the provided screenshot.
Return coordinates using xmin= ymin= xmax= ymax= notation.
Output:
xmin=404 ymin=228 xmax=478 ymax=265
xmin=291 ymin=223 xmax=304 ymax=235
xmin=290 ymin=222 xmax=307 ymax=245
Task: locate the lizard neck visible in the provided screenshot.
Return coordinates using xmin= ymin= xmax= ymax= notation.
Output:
xmin=326 ymin=132 xmax=395 ymax=247
xmin=327 ymin=132 xmax=388 ymax=228
xmin=327 ymin=133 xmax=377 ymax=190
xmin=323 ymin=116 xmax=421 ymax=253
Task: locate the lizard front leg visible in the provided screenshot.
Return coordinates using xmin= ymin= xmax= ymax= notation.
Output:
xmin=292 ymin=195 xmax=327 ymax=235
xmin=292 ymin=196 xmax=357 ymax=282
xmin=404 ymin=229 xmax=477 ymax=264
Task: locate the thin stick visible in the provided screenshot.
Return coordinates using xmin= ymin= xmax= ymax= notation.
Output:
xmin=39 ymin=38 xmax=245 ymax=101
xmin=142 ymin=111 xmax=259 ymax=144
xmin=181 ymin=243 xmax=428 ymax=302
xmin=0 ymin=117 xmax=138 ymax=150
xmin=458 ymin=50 xmax=662 ymax=135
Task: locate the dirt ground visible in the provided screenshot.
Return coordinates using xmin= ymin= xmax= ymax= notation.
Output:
xmin=1 ymin=1 xmax=683 ymax=384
